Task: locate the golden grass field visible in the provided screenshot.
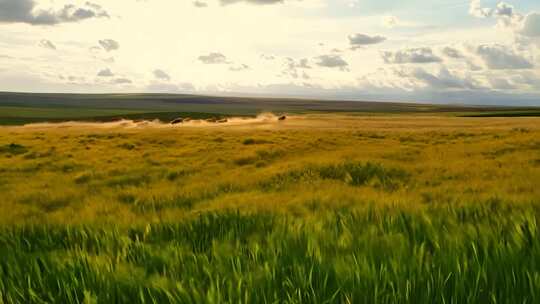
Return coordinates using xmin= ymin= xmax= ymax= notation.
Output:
xmin=2 ymin=114 xmax=540 ymax=303
xmin=1 ymin=114 xmax=539 ymax=225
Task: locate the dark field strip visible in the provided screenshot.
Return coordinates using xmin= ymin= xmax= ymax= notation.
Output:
xmin=1 ymin=202 xmax=539 ymax=304
xmin=2 ymin=92 xmax=539 ymax=119
xmin=1 ymin=90 xmax=540 ymax=125
xmin=460 ymin=111 xmax=540 ymax=117
xmin=3 ymin=109 xmax=540 ymax=126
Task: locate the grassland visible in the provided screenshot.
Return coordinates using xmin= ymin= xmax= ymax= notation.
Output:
xmin=2 ymin=91 xmax=540 ymax=125
xmin=0 ymin=106 xmax=244 ymax=126
xmin=1 ymin=114 xmax=540 ymax=303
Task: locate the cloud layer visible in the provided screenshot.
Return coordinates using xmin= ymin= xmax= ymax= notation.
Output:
xmin=382 ymin=48 xmax=443 ymax=64
xmin=0 ymin=0 xmax=109 ymax=25
xmin=0 ymin=0 xmax=538 ymax=105
xmin=349 ymin=34 xmax=386 ymax=48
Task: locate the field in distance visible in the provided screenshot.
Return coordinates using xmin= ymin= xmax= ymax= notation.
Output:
xmin=1 ymin=113 xmax=540 ymax=303
xmin=1 ymin=91 xmax=540 ymax=125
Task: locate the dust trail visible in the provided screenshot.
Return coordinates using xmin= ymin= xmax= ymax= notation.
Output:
xmin=178 ymin=113 xmax=281 ymax=127
xmin=14 ymin=119 xmax=169 ymax=130
xmin=10 ymin=113 xmax=288 ymax=130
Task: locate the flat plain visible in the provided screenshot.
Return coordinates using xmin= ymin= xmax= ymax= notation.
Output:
xmin=1 ymin=113 xmax=540 ymax=303
xmin=2 ymin=91 xmax=539 ymax=125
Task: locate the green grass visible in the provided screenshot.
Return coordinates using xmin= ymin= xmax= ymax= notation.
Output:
xmin=1 ymin=203 xmax=539 ymax=303
xmin=260 ymin=162 xmax=409 ymax=192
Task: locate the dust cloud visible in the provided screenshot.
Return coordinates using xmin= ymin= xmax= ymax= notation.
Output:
xmin=10 ymin=113 xmax=288 ymax=130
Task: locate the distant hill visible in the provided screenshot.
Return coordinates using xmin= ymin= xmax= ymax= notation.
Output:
xmin=0 ymin=91 xmax=538 ymax=125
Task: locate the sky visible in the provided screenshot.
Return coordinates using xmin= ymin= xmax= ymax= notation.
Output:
xmin=0 ymin=0 xmax=539 ymax=105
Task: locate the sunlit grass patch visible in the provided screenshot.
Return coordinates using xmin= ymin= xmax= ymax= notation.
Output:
xmin=233 ymin=149 xmax=285 ymax=167
xmin=118 ymin=192 xmax=197 ymax=213
xmin=106 ymin=174 xmax=152 ymax=188
xmin=74 ymin=171 xmax=95 ymax=184
xmin=23 ymin=147 xmax=56 ymax=159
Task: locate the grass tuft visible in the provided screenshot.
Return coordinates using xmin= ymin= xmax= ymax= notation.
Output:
xmin=262 ymin=162 xmax=408 ymax=191
xmin=0 ymin=143 xmax=28 ymax=155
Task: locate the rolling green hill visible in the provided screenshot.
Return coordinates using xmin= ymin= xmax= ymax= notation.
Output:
xmin=1 ymin=91 xmax=539 ymax=125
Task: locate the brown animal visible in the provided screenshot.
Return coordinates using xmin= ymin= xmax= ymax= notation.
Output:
xmin=170 ymin=118 xmax=184 ymax=125
xmin=278 ymin=115 xmax=287 ymax=121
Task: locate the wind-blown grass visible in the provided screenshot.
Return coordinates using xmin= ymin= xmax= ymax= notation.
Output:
xmin=1 ymin=203 xmax=539 ymax=303
xmin=0 ymin=114 xmax=539 ymax=303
